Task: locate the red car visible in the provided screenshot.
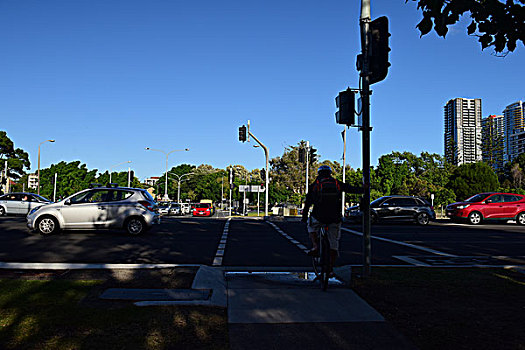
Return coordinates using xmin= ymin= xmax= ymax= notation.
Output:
xmin=446 ymin=192 xmax=525 ymax=225
xmin=192 ymin=203 xmax=214 ymax=217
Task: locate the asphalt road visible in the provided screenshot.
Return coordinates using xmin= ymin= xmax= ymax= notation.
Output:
xmin=0 ymin=215 xmax=524 ymax=268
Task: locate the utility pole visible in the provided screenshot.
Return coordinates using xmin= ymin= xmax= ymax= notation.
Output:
xmin=53 ymin=173 xmax=57 ymax=202
xmin=229 ymin=167 xmax=233 ymax=217
xmin=342 ymin=128 xmax=347 ymax=216
xmin=305 ymin=141 xmax=310 ymax=194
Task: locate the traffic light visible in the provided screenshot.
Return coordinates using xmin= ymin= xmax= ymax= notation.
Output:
xmin=309 ymin=147 xmax=318 ymax=165
xmin=368 ymin=16 xmax=391 ymax=85
xmin=335 ymin=89 xmax=355 ymax=126
xmin=298 ymin=148 xmax=306 ymax=163
xmin=129 ymin=170 xmax=135 ymax=180
xmin=260 ymin=168 xmax=266 ymax=181
xmin=238 ymin=125 xmax=247 ymax=142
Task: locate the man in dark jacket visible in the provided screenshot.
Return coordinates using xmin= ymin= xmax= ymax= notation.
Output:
xmin=301 ymin=165 xmax=363 ymax=268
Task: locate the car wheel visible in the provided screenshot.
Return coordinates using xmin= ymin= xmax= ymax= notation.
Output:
xmin=416 ymin=212 xmax=430 ymax=225
xmin=468 ymin=211 xmax=482 ymax=225
xmin=516 ymin=212 xmax=525 ymax=225
xmin=37 ymin=216 xmax=59 ymax=235
xmin=0 ymin=206 xmax=5 ymax=216
xmin=125 ymin=217 xmax=145 ymax=235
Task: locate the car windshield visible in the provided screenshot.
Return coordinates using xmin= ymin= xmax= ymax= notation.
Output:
xmin=464 ymin=193 xmax=491 ymax=203
xmin=370 ymin=197 xmax=387 ymax=207
xmin=196 ymin=204 xmax=210 ymax=208
xmin=33 ymin=195 xmax=51 ymax=203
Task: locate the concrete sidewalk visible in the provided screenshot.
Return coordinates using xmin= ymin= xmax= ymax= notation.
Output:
xmin=226 ymin=272 xmax=417 ymax=350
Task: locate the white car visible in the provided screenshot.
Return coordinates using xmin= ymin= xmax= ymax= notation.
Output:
xmin=0 ymin=192 xmax=52 ymax=216
xmin=27 ymin=186 xmax=160 ymax=235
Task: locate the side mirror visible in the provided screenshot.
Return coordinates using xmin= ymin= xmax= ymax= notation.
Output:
xmin=485 ymin=200 xmax=492 ymax=204
xmin=64 ymin=199 xmax=71 ymax=206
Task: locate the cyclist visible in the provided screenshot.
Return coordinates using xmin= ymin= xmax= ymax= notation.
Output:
xmin=301 ymin=165 xmax=363 ymax=269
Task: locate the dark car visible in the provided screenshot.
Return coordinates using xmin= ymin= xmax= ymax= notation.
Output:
xmin=446 ymin=192 xmax=525 ymax=225
xmin=345 ymin=195 xmax=435 ymax=225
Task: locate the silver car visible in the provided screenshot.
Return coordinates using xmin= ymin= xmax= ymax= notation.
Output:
xmin=0 ymin=192 xmax=52 ymax=216
xmin=26 ymin=186 xmax=160 ymax=235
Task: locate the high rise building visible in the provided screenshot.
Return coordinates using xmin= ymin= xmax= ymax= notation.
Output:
xmin=503 ymin=101 xmax=525 ymax=163
xmin=481 ymin=115 xmax=505 ymax=170
xmin=444 ymin=98 xmax=483 ymax=166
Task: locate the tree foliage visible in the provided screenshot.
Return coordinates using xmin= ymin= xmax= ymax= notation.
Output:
xmin=408 ymin=0 xmax=525 ymax=53
xmin=447 ymin=162 xmax=499 ymax=200
xmin=0 ymin=131 xmax=30 ymax=180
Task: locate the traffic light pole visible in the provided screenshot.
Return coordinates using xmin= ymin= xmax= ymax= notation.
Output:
xmin=247 ymin=131 xmax=269 ymax=217
xmin=360 ymin=0 xmax=372 ymax=277
xmin=305 ymin=141 xmax=310 ymax=194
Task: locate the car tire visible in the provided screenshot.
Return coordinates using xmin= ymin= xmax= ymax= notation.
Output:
xmin=0 ymin=206 xmax=5 ymax=216
xmin=36 ymin=216 xmax=59 ymax=235
xmin=125 ymin=217 xmax=146 ymax=235
xmin=516 ymin=212 xmax=525 ymax=225
xmin=416 ymin=212 xmax=430 ymax=225
xmin=468 ymin=211 xmax=482 ymax=225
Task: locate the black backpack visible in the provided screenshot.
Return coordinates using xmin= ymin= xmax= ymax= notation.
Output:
xmin=313 ymin=177 xmax=342 ymax=221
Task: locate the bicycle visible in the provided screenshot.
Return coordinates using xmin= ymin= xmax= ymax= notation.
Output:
xmin=311 ymin=224 xmax=331 ymax=291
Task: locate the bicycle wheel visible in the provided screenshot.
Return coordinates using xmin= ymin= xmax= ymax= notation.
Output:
xmin=319 ymin=231 xmax=330 ymax=291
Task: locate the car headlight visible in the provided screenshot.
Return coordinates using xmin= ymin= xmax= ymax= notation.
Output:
xmin=456 ymin=204 xmax=470 ymax=209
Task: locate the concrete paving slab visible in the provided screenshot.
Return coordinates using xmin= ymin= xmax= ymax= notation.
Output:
xmin=227 ymin=273 xmax=384 ymax=324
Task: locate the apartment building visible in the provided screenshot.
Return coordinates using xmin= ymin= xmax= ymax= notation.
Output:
xmin=444 ymin=98 xmax=483 ymax=166
xmin=504 ymin=101 xmax=525 ymax=163
xmin=481 ymin=115 xmax=505 ymax=170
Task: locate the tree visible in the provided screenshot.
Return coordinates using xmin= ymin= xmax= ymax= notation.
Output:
xmin=39 ymin=161 xmax=98 ymax=199
xmin=408 ymin=0 xmax=525 ymax=54
xmin=0 ymin=131 xmax=31 ymax=181
xmin=447 ymin=162 xmax=499 ymax=200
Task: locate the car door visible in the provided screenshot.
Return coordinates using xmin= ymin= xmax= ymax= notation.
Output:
xmin=500 ymin=194 xmax=524 ymax=219
xmin=17 ymin=194 xmax=32 ymax=215
xmin=482 ymin=194 xmax=505 ymax=219
xmin=0 ymin=194 xmax=19 ymax=214
xmin=105 ymin=190 xmax=134 ymax=227
xmin=397 ymin=198 xmax=419 ymax=219
xmin=60 ymin=190 xmax=109 ymax=229
xmin=376 ymin=198 xmax=400 ymax=220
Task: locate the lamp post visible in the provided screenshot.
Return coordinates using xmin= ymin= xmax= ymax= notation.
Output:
xmin=109 ymin=160 xmax=131 ymax=184
xmin=169 ymin=172 xmax=194 ymax=203
xmin=37 ymin=139 xmax=55 ymax=195
xmin=145 ymin=147 xmax=189 ymax=201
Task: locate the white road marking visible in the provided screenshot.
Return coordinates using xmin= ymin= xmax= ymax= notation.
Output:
xmin=213 ymin=218 xmax=231 ymax=266
xmin=341 ymin=227 xmax=456 ymax=257
xmin=267 ymin=221 xmax=309 ymax=253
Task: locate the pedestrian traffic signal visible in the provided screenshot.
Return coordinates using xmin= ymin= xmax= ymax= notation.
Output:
xmin=239 ymin=125 xmax=247 ymax=142
xmin=368 ymin=16 xmax=391 ymax=85
xmin=335 ymin=89 xmax=355 ymax=126
xmin=298 ymin=147 xmax=306 ymax=163
xmin=309 ymin=147 xmax=318 ymax=165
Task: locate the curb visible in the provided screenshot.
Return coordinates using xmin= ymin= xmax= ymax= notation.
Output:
xmin=135 ymin=265 xmax=227 ymax=307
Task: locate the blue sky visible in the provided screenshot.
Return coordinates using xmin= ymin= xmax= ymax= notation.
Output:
xmin=1 ymin=0 xmax=523 ymax=181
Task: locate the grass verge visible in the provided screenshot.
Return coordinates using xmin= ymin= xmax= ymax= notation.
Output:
xmin=352 ymin=267 xmax=525 ymax=350
xmin=0 ymin=278 xmax=228 ymax=350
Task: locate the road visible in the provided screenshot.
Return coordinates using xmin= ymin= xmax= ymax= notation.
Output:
xmin=0 ymin=215 xmax=524 ymax=268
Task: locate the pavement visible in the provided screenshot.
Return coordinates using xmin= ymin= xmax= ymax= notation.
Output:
xmin=0 ymin=263 xmax=417 ymax=349
xmin=131 ymin=265 xmax=417 ymax=349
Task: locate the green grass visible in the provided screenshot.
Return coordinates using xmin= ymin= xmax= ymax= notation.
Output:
xmin=0 ymin=279 xmax=228 ymax=350
xmin=352 ymin=268 xmax=525 ymax=350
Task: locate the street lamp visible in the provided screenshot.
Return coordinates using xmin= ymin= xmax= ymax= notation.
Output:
xmin=169 ymin=172 xmax=194 ymax=204
xmin=145 ymin=147 xmax=189 ymax=201
xmin=37 ymin=139 xmax=55 ymax=195
xmin=109 ymin=160 xmax=132 ymax=184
